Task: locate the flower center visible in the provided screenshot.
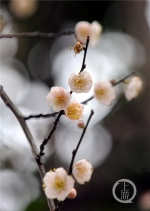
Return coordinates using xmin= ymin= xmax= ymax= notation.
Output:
xmin=73 ymin=76 xmax=86 ymax=90
xmin=66 ymin=104 xmax=82 ymax=120
xmin=55 ymin=96 xmax=66 ymax=106
xmin=54 ymin=178 xmax=66 ymax=193
xmin=95 ymin=89 xmax=105 ymax=97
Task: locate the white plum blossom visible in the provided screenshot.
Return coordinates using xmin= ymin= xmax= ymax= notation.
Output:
xmin=65 ymin=100 xmax=84 ymax=121
xmin=124 ymin=76 xmax=143 ymax=101
xmin=43 ymin=168 xmax=75 ymax=201
xmin=67 ymin=188 xmax=77 ymax=199
xmin=46 ymin=87 xmax=71 ymax=112
xmin=94 ymin=81 xmax=116 ymax=105
xmin=72 ymin=159 xmax=93 ymax=184
xmin=75 ymin=21 xmax=102 ymax=45
xmin=68 ymin=71 xmax=93 ymax=93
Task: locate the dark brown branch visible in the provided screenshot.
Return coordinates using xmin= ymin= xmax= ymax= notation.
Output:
xmin=0 ymin=85 xmax=55 ymax=211
xmin=112 ymin=72 xmax=136 ymax=86
xmin=82 ymin=96 xmax=94 ymax=104
xmin=24 ymin=112 xmax=58 ymax=120
xmin=56 ymin=201 xmax=63 ymax=211
xmin=68 ymin=110 xmax=94 ymax=175
xmin=79 ymin=36 xmax=90 ymax=73
xmin=37 ymin=110 xmax=64 ymax=165
xmin=0 ymin=31 xmax=75 ymax=39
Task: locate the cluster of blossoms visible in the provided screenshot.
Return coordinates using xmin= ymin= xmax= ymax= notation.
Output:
xmin=46 ymin=71 xmax=116 ymax=122
xmin=46 ymin=73 xmax=143 ymax=122
xmin=44 ymin=22 xmax=144 ymax=206
xmin=46 ymin=70 xmax=93 ymax=121
xmin=43 ymin=159 xmax=93 ymax=201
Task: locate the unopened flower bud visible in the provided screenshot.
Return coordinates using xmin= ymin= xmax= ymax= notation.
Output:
xmin=110 ymin=79 xmax=116 ymax=86
xmin=77 ymin=120 xmax=85 ymax=129
xmin=67 ymin=188 xmax=77 ymax=199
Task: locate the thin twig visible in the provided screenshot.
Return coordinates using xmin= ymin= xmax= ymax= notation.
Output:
xmin=56 ymin=110 xmax=94 ymax=211
xmin=112 ymin=72 xmax=136 ymax=86
xmin=0 ymin=85 xmax=55 ymax=211
xmin=37 ymin=110 xmax=64 ymax=165
xmin=24 ymin=112 xmax=58 ymax=120
xmin=82 ymin=96 xmax=94 ymax=104
xmin=79 ymin=36 xmax=90 ymax=73
xmin=68 ymin=110 xmax=94 ymax=175
xmin=0 ymin=31 xmax=75 ymax=39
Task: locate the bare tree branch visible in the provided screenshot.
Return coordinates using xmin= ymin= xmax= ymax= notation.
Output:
xmin=79 ymin=36 xmax=90 ymax=73
xmin=112 ymin=71 xmax=136 ymax=86
xmin=0 ymin=85 xmax=55 ymax=211
xmin=24 ymin=112 xmax=58 ymax=120
xmin=68 ymin=110 xmax=94 ymax=175
xmin=0 ymin=31 xmax=75 ymax=39
xmin=37 ymin=110 xmax=64 ymax=165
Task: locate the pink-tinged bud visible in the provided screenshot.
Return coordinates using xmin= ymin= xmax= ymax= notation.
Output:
xmin=77 ymin=120 xmax=85 ymax=129
xmin=67 ymin=188 xmax=77 ymax=199
xmin=110 ymin=79 xmax=116 ymax=86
